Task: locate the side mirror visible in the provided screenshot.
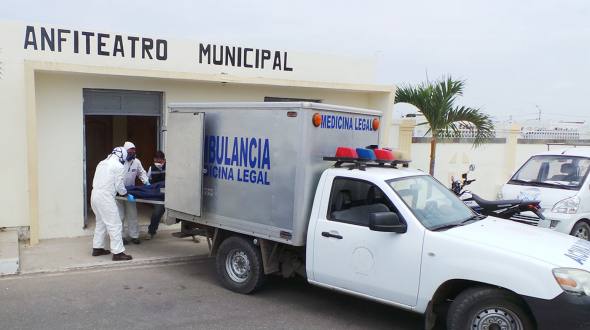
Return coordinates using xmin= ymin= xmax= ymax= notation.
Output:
xmin=369 ymin=212 xmax=407 ymax=233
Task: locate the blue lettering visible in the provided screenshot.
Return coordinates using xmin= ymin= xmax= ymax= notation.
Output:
xmin=261 ymin=139 xmax=271 ymax=169
xmin=240 ymin=137 xmax=248 ymax=167
xmin=203 ymin=136 xmax=209 ymax=163
xmin=249 ymin=138 xmax=257 ymax=168
xmin=257 ymin=138 xmax=262 ymax=168
xmin=208 ymin=136 xmax=216 ymax=164
xmin=231 ymin=137 xmax=239 ymax=166
xmin=224 ymin=136 xmax=231 ymax=165
xmin=215 ymin=136 xmax=224 ymax=164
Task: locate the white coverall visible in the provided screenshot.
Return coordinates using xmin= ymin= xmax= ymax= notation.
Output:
xmin=117 ymin=158 xmax=149 ymax=239
xmin=91 ymin=152 xmax=127 ymax=254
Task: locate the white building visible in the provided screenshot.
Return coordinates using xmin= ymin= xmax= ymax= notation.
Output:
xmin=0 ymin=21 xmax=395 ymax=244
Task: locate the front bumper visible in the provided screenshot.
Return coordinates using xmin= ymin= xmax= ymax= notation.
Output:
xmin=522 ymin=292 xmax=590 ymax=330
xmin=536 ymin=212 xmax=577 ymax=233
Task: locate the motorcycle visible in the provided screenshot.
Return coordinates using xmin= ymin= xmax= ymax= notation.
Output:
xmin=451 ymin=165 xmax=545 ymax=223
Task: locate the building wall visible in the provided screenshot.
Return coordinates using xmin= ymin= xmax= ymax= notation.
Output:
xmin=34 ymin=72 xmax=388 ymax=238
xmin=0 ymin=20 xmax=395 ymax=240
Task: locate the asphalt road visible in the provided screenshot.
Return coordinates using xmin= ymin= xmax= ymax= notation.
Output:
xmin=0 ymin=259 xmax=424 ymax=330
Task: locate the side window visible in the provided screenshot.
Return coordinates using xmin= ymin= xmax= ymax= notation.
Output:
xmin=327 ymin=177 xmax=397 ymax=227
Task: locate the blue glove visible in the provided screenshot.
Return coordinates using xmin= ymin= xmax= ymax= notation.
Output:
xmin=127 ymin=194 xmax=136 ymax=202
xmin=145 ymin=181 xmax=151 ymax=186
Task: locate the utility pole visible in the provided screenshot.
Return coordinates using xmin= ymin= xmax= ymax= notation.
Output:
xmin=535 ymin=105 xmax=542 ymax=120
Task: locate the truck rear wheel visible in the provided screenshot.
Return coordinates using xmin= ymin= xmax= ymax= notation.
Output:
xmin=446 ymin=287 xmax=534 ymax=330
xmin=216 ymin=236 xmax=266 ymax=294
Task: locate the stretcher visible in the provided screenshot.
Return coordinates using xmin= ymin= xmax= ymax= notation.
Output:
xmin=115 ymin=196 xmax=164 ymax=205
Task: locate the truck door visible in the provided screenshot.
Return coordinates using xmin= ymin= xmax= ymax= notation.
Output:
xmin=311 ymin=175 xmax=424 ymax=307
xmin=165 ymin=111 xmax=204 ymax=218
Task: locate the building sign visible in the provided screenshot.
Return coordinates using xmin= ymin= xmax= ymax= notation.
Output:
xmin=198 ymin=44 xmax=292 ymax=71
xmin=22 ymin=25 xmax=293 ymax=71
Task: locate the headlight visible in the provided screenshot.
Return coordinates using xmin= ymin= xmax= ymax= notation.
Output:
xmin=497 ymin=190 xmax=504 ymax=200
xmin=553 ymin=268 xmax=590 ymax=295
xmin=552 ymin=196 xmax=580 ymax=214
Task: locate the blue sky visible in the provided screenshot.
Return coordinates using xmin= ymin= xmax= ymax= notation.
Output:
xmin=2 ymin=0 xmax=589 ymax=121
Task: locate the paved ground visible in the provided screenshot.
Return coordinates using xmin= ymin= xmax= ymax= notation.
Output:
xmin=19 ymin=230 xmax=208 ymax=274
xmin=0 ymin=259 xmax=424 ymax=330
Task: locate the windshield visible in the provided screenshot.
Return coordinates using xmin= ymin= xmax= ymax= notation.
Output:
xmin=510 ymin=155 xmax=590 ymax=190
xmin=388 ymin=175 xmax=476 ymax=230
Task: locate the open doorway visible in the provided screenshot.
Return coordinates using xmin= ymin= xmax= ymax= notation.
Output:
xmin=83 ymin=89 xmax=163 ymax=228
xmin=84 ymin=115 xmax=158 ymax=202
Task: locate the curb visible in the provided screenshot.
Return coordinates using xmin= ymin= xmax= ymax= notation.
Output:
xmin=1 ymin=254 xmax=211 ymax=279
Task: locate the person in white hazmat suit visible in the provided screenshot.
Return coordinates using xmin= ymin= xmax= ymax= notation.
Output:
xmin=91 ymin=147 xmax=133 ymax=261
xmin=119 ymin=141 xmax=150 ymax=244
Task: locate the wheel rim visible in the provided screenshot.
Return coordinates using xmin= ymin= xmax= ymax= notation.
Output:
xmin=471 ymin=307 xmax=524 ymax=330
xmin=574 ymin=225 xmax=590 ymax=240
xmin=225 ymin=249 xmax=251 ymax=283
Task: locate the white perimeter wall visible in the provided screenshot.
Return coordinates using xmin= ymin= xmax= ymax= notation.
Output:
xmin=410 ymin=142 xmax=550 ymax=199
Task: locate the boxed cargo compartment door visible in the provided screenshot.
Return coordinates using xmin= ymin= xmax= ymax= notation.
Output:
xmin=165 ymin=111 xmax=204 ymax=219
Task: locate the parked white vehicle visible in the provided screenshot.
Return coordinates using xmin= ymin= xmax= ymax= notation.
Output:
xmin=501 ymin=147 xmax=590 ymax=240
xmin=165 ymin=103 xmax=590 ymax=330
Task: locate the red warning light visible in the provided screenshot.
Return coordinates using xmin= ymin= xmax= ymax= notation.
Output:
xmin=374 ymin=149 xmax=395 ymax=161
xmin=335 ymin=147 xmax=358 ymax=158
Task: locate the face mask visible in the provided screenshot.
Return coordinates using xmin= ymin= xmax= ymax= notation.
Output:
xmin=154 ymin=162 xmax=163 ymax=169
xmin=126 ymin=154 xmax=136 ymax=161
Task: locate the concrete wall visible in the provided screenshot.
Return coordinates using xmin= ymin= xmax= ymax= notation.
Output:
xmin=35 ymin=72 xmax=390 ymax=239
xmin=409 ymin=142 xmax=548 ymax=199
xmin=389 ymin=120 xmax=572 ymax=199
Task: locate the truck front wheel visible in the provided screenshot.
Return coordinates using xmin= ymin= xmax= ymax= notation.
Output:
xmin=216 ymin=236 xmax=266 ymax=294
xmin=446 ymin=287 xmax=534 ymax=330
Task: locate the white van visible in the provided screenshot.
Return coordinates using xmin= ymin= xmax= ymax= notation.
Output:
xmin=501 ymin=147 xmax=590 ymax=239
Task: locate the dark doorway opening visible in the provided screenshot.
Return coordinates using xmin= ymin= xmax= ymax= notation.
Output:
xmin=83 ymin=89 xmax=163 ymax=228
xmin=84 ymin=115 xmax=159 ymax=208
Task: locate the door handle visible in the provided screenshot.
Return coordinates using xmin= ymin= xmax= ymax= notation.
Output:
xmin=321 ymin=231 xmax=343 ymax=239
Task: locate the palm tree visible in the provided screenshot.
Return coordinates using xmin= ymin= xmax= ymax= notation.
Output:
xmin=395 ymin=76 xmax=494 ymax=175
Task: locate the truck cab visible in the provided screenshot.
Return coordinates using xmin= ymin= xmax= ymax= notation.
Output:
xmin=303 ymin=164 xmax=590 ymax=330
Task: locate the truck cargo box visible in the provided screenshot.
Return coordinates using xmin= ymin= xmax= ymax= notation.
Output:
xmin=165 ymin=102 xmax=381 ymax=246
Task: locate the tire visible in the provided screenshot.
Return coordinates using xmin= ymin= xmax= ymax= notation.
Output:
xmin=570 ymin=221 xmax=590 ymax=241
xmin=447 ymin=287 xmax=535 ymax=330
xmin=215 ymin=236 xmax=266 ymax=294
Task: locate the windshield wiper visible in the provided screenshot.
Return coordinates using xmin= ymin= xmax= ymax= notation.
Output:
xmin=431 ymin=222 xmax=464 ymax=231
xmin=511 ymin=179 xmax=573 ymax=189
xmin=460 ymin=214 xmax=486 ymax=224
xmin=431 ymin=215 xmax=485 ymax=231
xmin=509 ymin=179 xmax=532 ymax=185
xmin=538 ymin=181 xmax=571 ymax=187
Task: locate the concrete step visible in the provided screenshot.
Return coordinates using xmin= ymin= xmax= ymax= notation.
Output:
xmin=0 ymin=230 xmax=19 ymax=275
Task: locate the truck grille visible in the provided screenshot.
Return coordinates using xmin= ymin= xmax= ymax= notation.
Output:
xmin=509 ymin=214 xmax=540 ymax=226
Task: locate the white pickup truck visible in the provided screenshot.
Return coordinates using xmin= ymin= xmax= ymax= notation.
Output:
xmin=165 ymin=103 xmax=590 ymax=330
